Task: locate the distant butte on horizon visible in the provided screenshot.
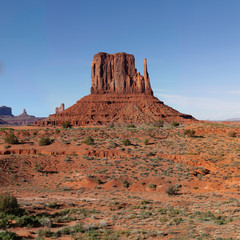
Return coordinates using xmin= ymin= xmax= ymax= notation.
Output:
xmin=35 ymin=52 xmax=196 ymax=126
xmin=0 ymin=106 xmax=44 ymax=126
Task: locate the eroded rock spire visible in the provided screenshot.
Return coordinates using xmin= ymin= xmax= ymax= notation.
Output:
xmin=144 ymin=58 xmax=153 ymax=95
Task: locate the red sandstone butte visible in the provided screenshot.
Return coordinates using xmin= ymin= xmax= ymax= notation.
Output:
xmin=91 ymin=52 xmax=153 ymax=95
xmin=35 ymin=52 xmax=196 ymax=126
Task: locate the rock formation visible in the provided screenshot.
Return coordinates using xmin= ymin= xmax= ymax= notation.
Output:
xmin=0 ymin=106 xmax=13 ymax=116
xmin=35 ymin=52 xmax=196 ymax=126
xmin=0 ymin=118 xmax=7 ymax=125
xmin=1 ymin=108 xmax=45 ymax=126
xmin=91 ymin=52 xmax=153 ymax=95
xmin=55 ymin=103 xmax=65 ymax=114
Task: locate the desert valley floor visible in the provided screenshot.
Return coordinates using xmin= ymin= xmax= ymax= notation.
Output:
xmin=0 ymin=122 xmax=240 ymax=239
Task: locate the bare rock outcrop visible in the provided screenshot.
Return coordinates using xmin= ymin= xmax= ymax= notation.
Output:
xmin=91 ymin=52 xmax=153 ymax=95
xmin=1 ymin=109 xmax=45 ymax=126
xmin=0 ymin=106 xmax=13 ymax=116
xmin=55 ymin=103 xmax=65 ymax=114
xmin=35 ymin=52 xmax=196 ymax=126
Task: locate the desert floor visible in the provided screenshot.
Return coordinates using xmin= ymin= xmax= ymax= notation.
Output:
xmin=0 ymin=122 xmax=240 ymax=239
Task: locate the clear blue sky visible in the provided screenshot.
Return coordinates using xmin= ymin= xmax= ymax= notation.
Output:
xmin=1 ymin=0 xmax=240 ymax=120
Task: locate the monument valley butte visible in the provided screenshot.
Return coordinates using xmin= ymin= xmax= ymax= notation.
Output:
xmin=0 ymin=53 xmax=240 ymax=239
xmin=35 ymin=53 xmax=195 ymax=127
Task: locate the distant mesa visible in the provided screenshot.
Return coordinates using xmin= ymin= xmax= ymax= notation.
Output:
xmin=0 ymin=106 xmax=13 ymax=116
xmin=55 ymin=103 xmax=65 ymax=114
xmin=35 ymin=52 xmax=196 ymax=126
xmin=0 ymin=107 xmax=44 ymax=126
xmin=224 ymin=118 xmax=240 ymax=122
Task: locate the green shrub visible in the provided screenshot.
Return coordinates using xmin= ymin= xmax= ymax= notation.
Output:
xmin=0 ymin=194 xmax=20 ymax=215
xmin=171 ymin=121 xmax=179 ymax=127
xmin=0 ymin=215 xmax=10 ymax=229
xmin=34 ymin=164 xmax=43 ymax=172
xmin=148 ymin=151 xmax=155 ymax=156
xmin=71 ymin=223 xmax=84 ymax=233
xmin=39 ymin=217 xmax=52 ymax=227
xmin=39 ymin=137 xmax=51 ymax=146
xmin=95 ymin=178 xmax=104 ymax=185
xmin=228 ymin=130 xmax=236 ymax=137
xmin=83 ymin=136 xmax=94 ymax=145
xmin=127 ymin=124 xmax=136 ymax=128
xmin=55 ymin=129 xmax=60 ymax=134
xmin=62 ymin=121 xmax=71 ymax=129
xmin=4 ymin=134 xmax=18 ymax=144
xmin=123 ymin=139 xmax=131 ymax=146
xmin=47 ymin=202 xmax=60 ymax=209
xmin=37 ymin=229 xmax=54 ymax=238
xmin=122 ymin=179 xmax=130 ymax=188
xmin=0 ymin=230 xmax=19 ymax=240
xmin=144 ymin=139 xmax=149 ymax=145
xmin=15 ymin=215 xmax=40 ymax=227
xmin=61 ymin=226 xmax=71 ymax=235
xmin=108 ymin=142 xmax=117 ymax=148
xmin=148 ymin=183 xmax=157 ymax=189
xmin=184 ymin=129 xmax=195 ymax=137
xmin=153 ymin=120 xmax=164 ymax=128
xmin=0 ymin=128 xmax=14 ymax=131
xmin=166 ymin=185 xmax=179 ymax=195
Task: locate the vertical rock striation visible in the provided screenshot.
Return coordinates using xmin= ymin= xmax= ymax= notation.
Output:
xmin=91 ymin=52 xmax=153 ymax=95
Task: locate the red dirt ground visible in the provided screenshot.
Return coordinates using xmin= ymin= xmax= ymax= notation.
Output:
xmin=0 ymin=122 xmax=240 ymax=239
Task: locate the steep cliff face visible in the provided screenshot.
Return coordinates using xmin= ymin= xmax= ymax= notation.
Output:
xmin=35 ymin=52 xmax=196 ymax=126
xmin=0 ymin=106 xmax=13 ymax=116
xmin=91 ymin=52 xmax=153 ymax=95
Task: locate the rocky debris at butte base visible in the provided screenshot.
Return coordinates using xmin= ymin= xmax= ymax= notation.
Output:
xmin=35 ymin=52 xmax=196 ymax=126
